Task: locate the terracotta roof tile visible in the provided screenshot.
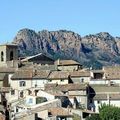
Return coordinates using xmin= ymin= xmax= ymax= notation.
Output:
xmin=11 ymin=69 xmax=51 ymax=80
xmin=45 ymin=83 xmax=86 ymax=91
xmin=0 ymin=67 xmax=16 ymax=73
xmin=33 ymin=70 xmax=51 ymax=79
xmin=55 ymin=59 xmax=81 ymax=66
xmin=48 ymin=71 xmax=70 ymax=79
xmin=69 ymin=70 xmax=90 ymax=77
xmin=11 ymin=69 xmax=33 ymax=80
xmin=48 ymin=107 xmax=72 ymax=116
xmin=91 ymin=85 xmax=120 ymax=92
xmin=94 ymin=94 xmax=120 ymax=100
xmin=104 ymin=66 xmax=120 ymax=80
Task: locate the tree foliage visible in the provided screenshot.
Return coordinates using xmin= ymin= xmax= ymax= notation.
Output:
xmin=99 ymin=104 xmax=120 ymax=120
xmin=86 ymin=104 xmax=120 ymax=120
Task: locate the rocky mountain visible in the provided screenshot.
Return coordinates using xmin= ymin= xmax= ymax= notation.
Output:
xmin=13 ymin=28 xmax=120 ymax=69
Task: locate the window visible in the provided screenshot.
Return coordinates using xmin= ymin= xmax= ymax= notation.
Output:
xmin=61 ymin=79 xmax=64 ymax=82
xmin=16 ymin=107 xmax=18 ymax=112
xmin=97 ymin=100 xmax=101 ymax=104
xmin=48 ymin=80 xmax=52 ymax=82
xmin=11 ymin=90 xmax=15 ymax=95
xmin=35 ymin=90 xmax=39 ymax=96
xmin=29 ymin=98 xmax=33 ymax=104
xmin=80 ymin=78 xmax=84 ymax=83
xmin=20 ymin=91 xmax=23 ymax=98
xmin=19 ymin=81 xmax=26 ymax=87
xmin=1 ymin=51 xmax=4 ymax=61
xmin=10 ymin=51 xmax=13 ymax=60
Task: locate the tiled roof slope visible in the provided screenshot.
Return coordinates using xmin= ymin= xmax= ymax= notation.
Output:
xmin=104 ymin=66 xmax=120 ymax=80
xmin=69 ymin=70 xmax=90 ymax=77
xmin=45 ymin=83 xmax=86 ymax=91
xmin=55 ymin=59 xmax=81 ymax=66
xmin=48 ymin=71 xmax=70 ymax=79
xmin=48 ymin=107 xmax=72 ymax=117
xmin=94 ymin=94 xmax=120 ymax=100
xmin=11 ymin=69 xmax=51 ymax=80
xmin=91 ymin=85 xmax=120 ymax=93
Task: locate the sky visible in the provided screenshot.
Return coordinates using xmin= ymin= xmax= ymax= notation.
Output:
xmin=0 ymin=0 xmax=120 ymax=44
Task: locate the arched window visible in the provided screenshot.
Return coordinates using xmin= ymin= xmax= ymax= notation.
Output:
xmin=10 ymin=51 xmax=13 ymax=60
xmin=1 ymin=51 xmax=4 ymax=61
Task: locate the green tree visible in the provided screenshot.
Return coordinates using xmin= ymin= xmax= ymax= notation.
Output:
xmin=99 ymin=104 xmax=120 ymax=120
xmin=86 ymin=104 xmax=120 ymax=120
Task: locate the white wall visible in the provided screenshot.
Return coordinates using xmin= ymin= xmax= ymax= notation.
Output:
xmin=71 ymin=77 xmax=90 ymax=83
xmin=48 ymin=79 xmax=68 ymax=85
xmin=11 ymin=79 xmax=32 ymax=90
xmin=31 ymin=79 xmax=48 ymax=89
xmin=90 ymin=79 xmax=120 ymax=85
xmin=109 ymin=80 xmax=120 ymax=85
xmin=37 ymin=90 xmax=55 ymax=101
xmin=90 ymin=80 xmax=108 ymax=84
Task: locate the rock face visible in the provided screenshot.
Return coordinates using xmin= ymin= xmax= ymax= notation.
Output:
xmin=13 ymin=28 xmax=120 ymax=69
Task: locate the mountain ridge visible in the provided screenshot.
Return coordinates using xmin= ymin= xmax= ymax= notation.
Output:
xmin=13 ymin=28 xmax=120 ymax=69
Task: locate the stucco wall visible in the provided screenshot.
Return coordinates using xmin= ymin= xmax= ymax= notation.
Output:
xmin=37 ymin=90 xmax=55 ymax=100
xmin=90 ymin=79 xmax=108 ymax=84
xmin=71 ymin=77 xmax=90 ymax=83
xmin=11 ymin=79 xmax=32 ymax=90
xmin=48 ymin=79 xmax=68 ymax=85
xmin=31 ymin=79 xmax=48 ymax=89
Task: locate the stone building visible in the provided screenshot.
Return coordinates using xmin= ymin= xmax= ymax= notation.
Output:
xmin=0 ymin=44 xmax=18 ymax=68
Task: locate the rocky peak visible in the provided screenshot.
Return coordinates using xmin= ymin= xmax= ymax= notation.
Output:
xmin=13 ymin=28 xmax=120 ymax=69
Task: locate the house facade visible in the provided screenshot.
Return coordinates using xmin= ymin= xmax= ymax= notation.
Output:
xmin=54 ymin=59 xmax=82 ymax=71
xmin=48 ymin=71 xmax=69 ymax=85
